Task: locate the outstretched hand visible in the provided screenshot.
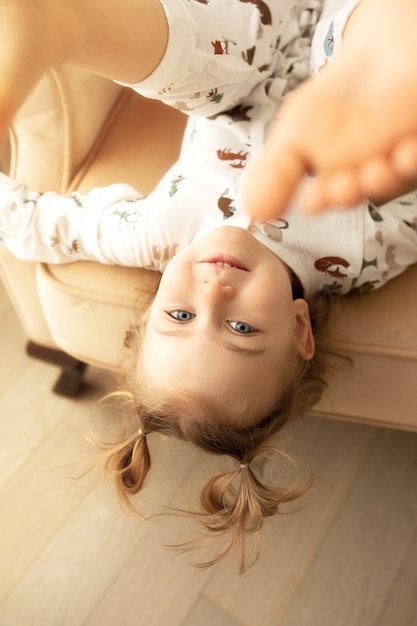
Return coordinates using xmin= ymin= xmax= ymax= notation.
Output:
xmin=241 ymin=0 xmax=417 ymax=219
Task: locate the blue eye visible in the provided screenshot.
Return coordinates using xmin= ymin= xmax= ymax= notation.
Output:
xmin=168 ymin=310 xmax=195 ymax=322
xmin=229 ymin=321 xmax=254 ymax=334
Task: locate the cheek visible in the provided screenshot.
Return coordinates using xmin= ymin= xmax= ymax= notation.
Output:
xmin=163 ymin=250 xmax=196 ymax=281
xmin=248 ymin=277 xmax=293 ymax=317
xmin=157 ymin=263 xmax=190 ymax=298
xmin=159 ymin=262 xmax=181 ymax=286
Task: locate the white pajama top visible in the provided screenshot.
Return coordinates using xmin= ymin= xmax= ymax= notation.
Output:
xmin=1 ymin=0 xmax=417 ymax=298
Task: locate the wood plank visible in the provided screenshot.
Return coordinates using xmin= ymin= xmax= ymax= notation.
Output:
xmin=182 ymin=596 xmax=245 ymax=626
xmin=279 ymin=428 xmax=417 ymax=626
xmin=376 ymin=569 xmax=417 ymax=626
xmin=83 ymin=439 xmax=221 ymax=626
xmin=375 ymin=527 xmax=417 ymax=626
xmin=0 ymin=433 xmax=215 ymax=626
xmin=0 ymin=360 xmax=76 ymax=488
xmin=83 ymin=517 xmax=216 ymax=626
xmin=404 ymin=527 xmax=417 ymax=577
xmin=0 ymin=484 xmax=154 ymax=626
xmin=0 ymin=368 xmax=114 ymax=603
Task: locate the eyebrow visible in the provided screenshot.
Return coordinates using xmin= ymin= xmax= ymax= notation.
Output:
xmin=153 ymin=326 xmax=266 ymax=355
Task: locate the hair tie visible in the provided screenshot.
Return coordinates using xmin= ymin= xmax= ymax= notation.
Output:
xmin=137 ymin=427 xmax=146 ymax=438
xmin=240 ymin=463 xmax=249 ymax=470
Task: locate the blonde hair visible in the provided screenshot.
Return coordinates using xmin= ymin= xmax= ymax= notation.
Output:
xmin=101 ymin=294 xmax=336 ymax=572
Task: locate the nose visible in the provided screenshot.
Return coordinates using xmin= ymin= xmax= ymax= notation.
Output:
xmin=198 ymin=279 xmax=235 ymax=301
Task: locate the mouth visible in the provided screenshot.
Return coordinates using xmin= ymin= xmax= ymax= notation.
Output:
xmin=199 ymin=255 xmax=249 ymax=271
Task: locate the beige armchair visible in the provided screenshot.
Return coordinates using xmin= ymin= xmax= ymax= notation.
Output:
xmin=1 ymin=66 xmax=416 ymax=431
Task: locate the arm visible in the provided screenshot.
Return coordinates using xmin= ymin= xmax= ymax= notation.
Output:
xmin=0 ymin=0 xmax=168 ymax=139
xmin=0 ymin=168 xmax=214 ymax=271
xmin=0 ymin=174 xmax=159 ymax=267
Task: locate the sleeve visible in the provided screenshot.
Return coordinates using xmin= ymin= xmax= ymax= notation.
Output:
xmin=311 ymin=0 xmax=362 ymax=75
xmin=0 ymin=171 xmax=204 ymax=271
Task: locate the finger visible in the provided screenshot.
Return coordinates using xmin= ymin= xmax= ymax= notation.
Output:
xmin=358 ymin=156 xmax=406 ymax=200
xmin=242 ymin=147 xmax=306 ymax=220
xmin=300 ymin=169 xmax=363 ymax=214
xmin=391 ymin=136 xmax=417 ymax=179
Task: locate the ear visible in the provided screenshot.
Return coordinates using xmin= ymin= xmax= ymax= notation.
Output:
xmin=293 ymin=299 xmax=315 ymax=361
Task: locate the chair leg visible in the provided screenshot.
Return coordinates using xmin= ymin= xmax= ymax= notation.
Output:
xmin=26 ymin=341 xmax=87 ymax=397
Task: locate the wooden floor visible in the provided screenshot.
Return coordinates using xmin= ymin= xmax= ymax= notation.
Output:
xmin=1 ymin=278 xmax=417 ymax=626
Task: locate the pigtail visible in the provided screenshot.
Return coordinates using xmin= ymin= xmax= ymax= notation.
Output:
xmin=176 ymin=447 xmax=312 ymax=573
xmin=100 ymin=428 xmax=151 ymax=513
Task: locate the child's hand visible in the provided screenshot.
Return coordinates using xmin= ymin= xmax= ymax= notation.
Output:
xmin=242 ymin=0 xmax=417 ymax=219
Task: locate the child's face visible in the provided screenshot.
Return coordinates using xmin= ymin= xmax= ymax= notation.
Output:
xmin=141 ymin=227 xmax=314 ymax=427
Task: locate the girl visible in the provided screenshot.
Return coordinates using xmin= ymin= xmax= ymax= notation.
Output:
xmin=1 ymin=0 xmax=417 ymax=571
